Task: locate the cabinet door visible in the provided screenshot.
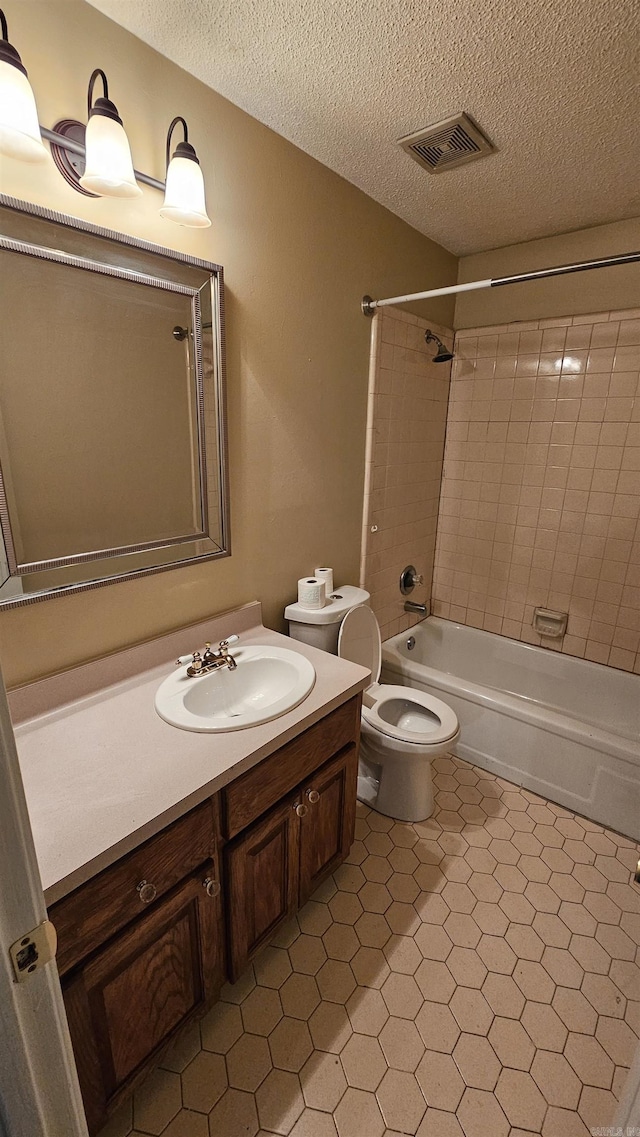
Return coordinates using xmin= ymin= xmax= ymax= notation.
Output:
xmin=63 ymin=865 xmax=222 ymax=1135
xmin=225 ymin=795 xmax=300 ymax=981
xmin=52 ymin=800 xmax=216 ymax=977
xmin=299 ymin=743 xmax=358 ymax=904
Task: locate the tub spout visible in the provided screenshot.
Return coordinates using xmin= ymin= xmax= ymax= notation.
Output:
xmin=404 ymin=600 xmax=427 ymax=615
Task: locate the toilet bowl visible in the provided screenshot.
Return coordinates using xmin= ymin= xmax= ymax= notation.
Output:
xmin=285 ymin=586 xmax=460 ymax=823
xmin=337 ymin=604 xmax=459 ymax=822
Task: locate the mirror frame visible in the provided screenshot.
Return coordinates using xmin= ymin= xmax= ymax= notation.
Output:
xmin=0 ymin=194 xmax=230 ymax=608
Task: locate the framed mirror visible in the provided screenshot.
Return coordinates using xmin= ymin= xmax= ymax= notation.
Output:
xmin=0 ymin=195 xmax=229 ymax=608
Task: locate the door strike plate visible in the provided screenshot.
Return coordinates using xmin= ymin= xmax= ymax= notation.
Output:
xmin=9 ymin=920 xmax=57 ymax=983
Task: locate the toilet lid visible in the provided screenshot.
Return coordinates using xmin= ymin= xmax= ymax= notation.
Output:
xmin=338 ymin=604 xmax=381 ymax=684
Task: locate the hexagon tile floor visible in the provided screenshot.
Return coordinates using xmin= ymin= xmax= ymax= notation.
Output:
xmin=99 ymin=754 xmax=640 ymax=1137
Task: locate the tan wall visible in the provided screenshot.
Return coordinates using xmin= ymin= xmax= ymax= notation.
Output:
xmin=432 ymin=308 xmax=640 ymax=673
xmin=455 ymin=219 xmax=640 ymax=330
xmin=360 ymin=307 xmax=452 ymax=641
xmin=0 ymin=0 xmax=456 ymax=687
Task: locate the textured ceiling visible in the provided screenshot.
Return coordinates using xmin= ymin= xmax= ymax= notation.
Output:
xmin=87 ymin=0 xmax=640 ymax=255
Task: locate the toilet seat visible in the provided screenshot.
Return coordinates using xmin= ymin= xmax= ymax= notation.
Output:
xmin=337 ymin=605 xmax=459 ymax=747
xmin=363 ymin=684 xmax=459 ymax=746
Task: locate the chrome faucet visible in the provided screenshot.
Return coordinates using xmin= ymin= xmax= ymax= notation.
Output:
xmin=177 ymin=635 xmax=239 ymax=677
xmin=404 ymin=601 xmax=428 ymax=616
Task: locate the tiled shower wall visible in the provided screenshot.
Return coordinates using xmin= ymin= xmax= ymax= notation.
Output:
xmin=432 ymin=308 xmax=640 ymax=672
xmin=360 ymin=307 xmax=452 ymax=641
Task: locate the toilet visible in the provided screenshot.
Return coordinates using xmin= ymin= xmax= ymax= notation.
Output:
xmin=285 ymin=587 xmax=460 ymax=822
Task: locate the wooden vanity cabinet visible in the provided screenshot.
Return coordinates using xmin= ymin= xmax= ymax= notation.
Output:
xmin=49 ymin=800 xmax=224 ymax=1135
xmin=62 ymin=866 xmax=221 ymax=1134
xmin=225 ymin=743 xmax=358 ymax=978
xmin=224 ymin=697 xmax=361 ymax=979
xmin=299 ymin=743 xmax=357 ymax=902
xmin=49 ymin=694 xmax=361 ymax=1134
xmin=225 ymin=795 xmax=301 ymax=976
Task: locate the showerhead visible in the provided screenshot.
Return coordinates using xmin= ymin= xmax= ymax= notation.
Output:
xmin=425 ymin=329 xmax=454 ymax=363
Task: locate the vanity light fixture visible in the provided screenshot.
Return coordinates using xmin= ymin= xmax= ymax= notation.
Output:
xmin=0 ymin=37 xmax=213 ymax=224
xmin=0 ymin=8 xmax=47 ymax=163
xmin=160 ymin=116 xmax=211 ymax=228
xmin=78 ymin=69 xmax=141 ymax=198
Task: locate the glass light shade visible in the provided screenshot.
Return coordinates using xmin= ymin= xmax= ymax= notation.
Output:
xmin=0 ymin=58 xmax=47 ymax=163
xmin=79 ymin=112 xmax=141 ymax=198
xmin=160 ymin=155 xmax=211 ymax=228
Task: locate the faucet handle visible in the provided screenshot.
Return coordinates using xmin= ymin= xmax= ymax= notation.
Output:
xmin=217 ymin=635 xmax=239 ymax=671
xmin=176 ymin=650 xmax=204 ymax=669
xmin=203 ymin=635 xmax=239 ymax=659
xmin=219 ymin=635 xmax=239 ymax=649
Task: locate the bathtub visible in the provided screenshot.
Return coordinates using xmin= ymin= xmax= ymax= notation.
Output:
xmin=382 ymin=616 xmax=640 ymax=840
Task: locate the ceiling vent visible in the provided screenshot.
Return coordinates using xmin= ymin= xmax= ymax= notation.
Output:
xmin=399 ymin=113 xmax=495 ymax=174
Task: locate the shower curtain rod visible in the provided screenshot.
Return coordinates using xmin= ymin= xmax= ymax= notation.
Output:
xmin=361 ymin=250 xmax=640 ymax=316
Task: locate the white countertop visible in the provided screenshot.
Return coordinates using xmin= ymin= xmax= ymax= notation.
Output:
xmin=9 ymin=602 xmax=369 ymax=905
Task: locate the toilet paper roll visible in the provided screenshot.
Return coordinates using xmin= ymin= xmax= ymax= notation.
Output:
xmin=298 ymin=577 xmax=325 ymax=609
xmin=314 ymin=566 xmax=334 ymax=599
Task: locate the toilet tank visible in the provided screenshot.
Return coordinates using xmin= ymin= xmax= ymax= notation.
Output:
xmin=285 ymin=585 xmax=370 ymax=655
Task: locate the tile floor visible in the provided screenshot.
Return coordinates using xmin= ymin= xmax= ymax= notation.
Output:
xmin=100 ymin=754 xmax=640 ymax=1137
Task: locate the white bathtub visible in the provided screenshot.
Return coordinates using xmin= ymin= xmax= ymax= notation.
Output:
xmin=382 ymin=617 xmax=640 ymax=840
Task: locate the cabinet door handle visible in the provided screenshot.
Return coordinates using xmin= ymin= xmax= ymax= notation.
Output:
xmin=203 ymin=877 xmax=221 ymax=898
xmin=306 ymin=789 xmax=320 ymax=804
xmin=293 ymin=802 xmax=308 ymax=818
xmin=136 ymin=880 xmax=157 ymax=904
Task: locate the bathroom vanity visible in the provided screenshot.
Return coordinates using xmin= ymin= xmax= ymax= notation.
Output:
xmin=10 ymin=602 xmax=368 ymax=1134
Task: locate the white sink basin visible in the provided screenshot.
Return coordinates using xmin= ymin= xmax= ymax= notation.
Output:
xmin=155 ymin=644 xmax=316 ymax=732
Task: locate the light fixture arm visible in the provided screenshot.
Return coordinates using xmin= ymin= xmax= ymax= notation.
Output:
xmin=87 ymin=68 xmax=109 ymax=116
xmin=86 ymin=67 xmax=123 ymax=125
xmin=0 ymin=7 xmax=28 ymax=77
xmin=166 ymin=115 xmax=189 ymax=169
xmin=165 ymin=115 xmax=200 ymax=169
xmin=42 ymin=125 xmax=166 ymax=191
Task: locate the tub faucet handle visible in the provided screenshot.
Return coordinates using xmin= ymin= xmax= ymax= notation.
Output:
xmin=399 ymin=565 xmax=424 ymax=595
